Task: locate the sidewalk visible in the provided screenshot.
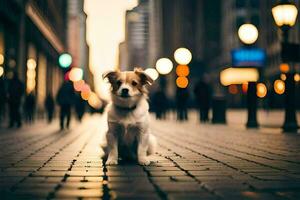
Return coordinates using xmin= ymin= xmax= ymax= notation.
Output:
xmin=0 ymin=112 xmax=299 ymax=199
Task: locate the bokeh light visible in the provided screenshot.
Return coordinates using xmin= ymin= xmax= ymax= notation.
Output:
xmin=274 ymin=79 xmax=285 ymax=95
xmin=59 ymin=53 xmax=72 ymax=68
xmin=88 ymin=92 xmax=102 ymax=109
xmin=73 ymin=80 xmax=85 ymax=92
xmin=280 ymin=63 xmax=289 ymax=73
xmin=155 ymin=58 xmax=173 ymax=75
xmin=256 ymin=83 xmax=267 ymax=98
xmin=0 ymin=66 xmax=4 ymax=77
xmin=242 ymin=82 xmax=248 ymax=94
xmin=295 ymin=73 xmax=300 ymax=82
xmin=26 ymin=79 xmax=36 ymax=94
xmin=26 ymin=70 xmax=36 ymax=79
xmin=176 ymin=76 xmax=189 ymax=88
xmin=81 ymin=90 xmax=91 ymax=100
xmin=0 ymin=54 xmax=4 ymax=65
xmin=27 ymin=58 xmax=37 ymax=70
xmin=272 ymin=4 xmax=298 ymax=27
xmin=69 ymin=67 xmax=84 ymax=82
xmin=280 ymin=74 xmax=287 ymax=81
xmin=144 ymin=68 xmax=159 ymax=81
xmin=238 ymin=24 xmax=258 ymax=44
xmin=176 ymin=65 xmax=190 ymax=77
xmin=228 ymin=84 xmax=238 ymax=94
xmin=174 ymin=48 xmax=192 ymax=65
xmin=220 ymin=68 xmax=259 ymax=86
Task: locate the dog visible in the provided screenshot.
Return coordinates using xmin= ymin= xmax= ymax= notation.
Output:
xmin=103 ymin=68 xmax=157 ymax=165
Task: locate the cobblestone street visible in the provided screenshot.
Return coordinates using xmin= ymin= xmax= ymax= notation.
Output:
xmin=0 ymin=112 xmax=300 ymax=200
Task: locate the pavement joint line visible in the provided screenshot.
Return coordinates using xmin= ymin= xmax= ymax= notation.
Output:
xmin=158 ymin=146 xmax=222 ymax=199
xmin=9 ymin=124 xmax=93 ymax=193
xmin=50 ymin=126 xmax=98 ymax=199
xmin=0 ymin=129 xmax=60 ymax=160
xmin=156 ymin=129 xmax=294 ymax=175
xmin=142 ymin=162 xmax=168 ymax=200
xmin=154 ymin=125 xmax=296 ymax=163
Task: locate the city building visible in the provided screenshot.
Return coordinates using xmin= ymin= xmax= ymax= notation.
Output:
xmin=0 ymin=0 xmax=68 ymax=112
xmin=67 ymin=0 xmax=92 ymax=88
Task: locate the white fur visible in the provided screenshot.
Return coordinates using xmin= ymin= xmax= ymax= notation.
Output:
xmin=105 ymin=96 xmax=157 ymax=165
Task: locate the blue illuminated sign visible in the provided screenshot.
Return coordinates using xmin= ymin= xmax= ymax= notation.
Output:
xmin=231 ymin=48 xmax=266 ymax=67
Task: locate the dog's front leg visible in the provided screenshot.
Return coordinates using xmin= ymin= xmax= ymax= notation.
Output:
xmin=106 ymin=123 xmax=122 ymax=165
xmin=138 ymin=133 xmax=150 ymax=165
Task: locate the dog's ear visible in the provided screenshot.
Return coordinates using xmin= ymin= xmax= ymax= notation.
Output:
xmin=134 ymin=68 xmax=154 ymax=85
xmin=102 ymin=71 xmax=119 ymax=84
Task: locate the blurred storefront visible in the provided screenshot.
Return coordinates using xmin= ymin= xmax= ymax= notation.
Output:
xmin=0 ymin=0 xmax=68 ymax=112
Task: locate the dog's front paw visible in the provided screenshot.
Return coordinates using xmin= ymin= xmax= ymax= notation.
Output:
xmin=105 ymin=158 xmax=118 ymax=165
xmin=138 ymin=157 xmax=151 ymax=166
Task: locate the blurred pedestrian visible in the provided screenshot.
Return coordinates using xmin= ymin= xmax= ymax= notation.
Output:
xmin=45 ymin=93 xmax=55 ymax=123
xmin=152 ymin=89 xmax=168 ymax=119
xmin=176 ymin=88 xmax=189 ymax=121
xmin=24 ymin=92 xmax=36 ymax=123
xmin=56 ymin=80 xmax=74 ymax=130
xmin=74 ymin=94 xmax=86 ymax=122
xmin=0 ymin=77 xmax=7 ymax=122
xmin=7 ymin=72 xmax=24 ymax=128
xmin=194 ymin=79 xmax=212 ymax=123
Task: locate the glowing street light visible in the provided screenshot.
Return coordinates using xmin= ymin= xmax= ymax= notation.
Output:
xmin=144 ymin=68 xmax=159 ymax=81
xmin=176 ymin=65 xmax=190 ymax=77
xmin=59 ymin=53 xmax=72 ymax=68
xmin=238 ymin=24 xmax=259 ymax=45
xmin=0 ymin=66 xmax=4 ymax=77
xmin=155 ymin=58 xmax=173 ymax=75
xmin=256 ymin=83 xmax=267 ymax=98
xmin=27 ymin=58 xmax=36 ymax=70
xmin=0 ymin=54 xmax=4 ymax=65
xmin=176 ymin=76 xmax=189 ymax=88
xmin=174 ymin=48 xmax=192 ymax=65
xmin=272 ymin=2 xmax=298 ymax=27
xmin=272 ymin=1 xmax=298 ymax=132
xmin=274 ymin=79 xmax=285 ymax=95
xmin=69 ymin=67 xmax=83 ymax=82
xmin=294 ymin=73 xmax=300 ymax=82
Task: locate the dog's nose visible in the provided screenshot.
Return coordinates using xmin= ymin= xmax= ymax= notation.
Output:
xmin=121 ymin=88 xmax=129 ymax=96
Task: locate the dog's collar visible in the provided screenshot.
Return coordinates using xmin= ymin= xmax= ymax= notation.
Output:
xmin=114 ymin=104 xmax=137 ymax=111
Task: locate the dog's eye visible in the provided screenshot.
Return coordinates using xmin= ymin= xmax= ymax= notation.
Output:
xmin=117 ymin=80 xmax=122 ymax=86
xmin=132 ymin=81 xmax=137 ymax=86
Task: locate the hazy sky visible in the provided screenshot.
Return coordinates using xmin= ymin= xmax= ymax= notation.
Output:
xmin=84 ymin=0 xmax=137 ymax=97
xmin=84 ymin=0 xmax=137 ymax=75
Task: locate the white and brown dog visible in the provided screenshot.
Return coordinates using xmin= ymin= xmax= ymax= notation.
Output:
xmin=103 ymin=68 xmax=157 ymax=165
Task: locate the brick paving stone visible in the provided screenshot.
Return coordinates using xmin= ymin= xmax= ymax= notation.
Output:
xmin=0 ymin=113 xmax=300 ymax=199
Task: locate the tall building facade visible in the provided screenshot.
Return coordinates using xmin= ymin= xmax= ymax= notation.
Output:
xmin=67 ymin=0 xmax=91 ymax=87
xmin=0 ymin=0 xmax=68 ymax=111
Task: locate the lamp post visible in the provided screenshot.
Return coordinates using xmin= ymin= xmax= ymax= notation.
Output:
xmin=238 ymin=23 xmax=259 ymax=128
xmin=272 ymin=0 xmax=299 ymax=132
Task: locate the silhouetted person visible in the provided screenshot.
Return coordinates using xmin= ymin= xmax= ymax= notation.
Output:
xmin=176 ymin=88 xmax=189 ymax=121
xmin=74 ymin=94 xmax=86 ymax=121
xmin=7 ymin=72 xmax=24 ymax=128
xmin=0 ymin=77 xmax=6 ymax=122
xmin=56 ymin=81 xmax=74 ymax=130
xmin=24 ymin=92 xmax=36 ymax=123
xmin=152 ymin=89 xmax=168 ymax=119
xmin=45 ymin=93 xmax=55 ymax=123
xmin=194 ymin=80 xmax=212 ymax=122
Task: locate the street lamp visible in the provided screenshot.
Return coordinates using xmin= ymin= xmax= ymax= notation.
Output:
xmin=238 ymin=23 xmax=259 ymax=128
xmin=272 ymin=0 xmax=298 ymax=132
